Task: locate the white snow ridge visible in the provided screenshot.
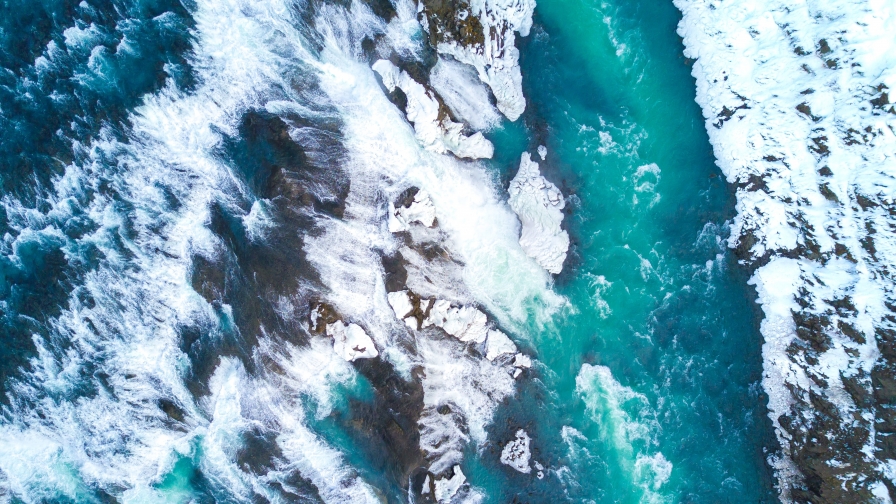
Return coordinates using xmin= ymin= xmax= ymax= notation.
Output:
xmin=509 ymin=151 xmax=570 ymax=274
xmin=676 ymin=0 xmax=896 ymax=500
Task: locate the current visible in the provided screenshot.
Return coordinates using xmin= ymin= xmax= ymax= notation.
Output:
xmin=0 ymin=0 xmax=780 ymax=502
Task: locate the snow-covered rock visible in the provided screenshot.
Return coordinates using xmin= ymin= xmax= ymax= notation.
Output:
xmin=326 ymin=321 xmax=378 ymax=362
xmin=419 ymin=0 xmax=536 ymax=121
xmin=512 ymin=353 xmax=531 ymax=369
xmin=676 ymin=0 xmax=896 ymax=499
xmin=508 ymin=152 xmax=569 ymax=274
xmin=500 ymin=429 xmax=531 ymax=473
xmin=433 ymin=465 xmax=466 ymax=503
xmin=423 ymin=299 xmax=489 ymax=344
xmin=485 ymin=329 xmax=517 ymax=361
xmin=387 ymin=290 xmax=414 ymax=319
xmin=430 ymin=57 xmax=503 ymax=131
xmin=373 ymin=59 xmax=494 ymax=159
xmin=389 ymin=189 xmax=437 ymax=232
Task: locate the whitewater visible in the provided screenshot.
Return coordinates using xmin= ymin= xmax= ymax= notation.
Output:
xmin=0 ymin=0 xmax=891 ymax=502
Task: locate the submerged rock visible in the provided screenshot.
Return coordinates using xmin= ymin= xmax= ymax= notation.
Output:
xmin=508 ymin=152 xmax=569 ymax=274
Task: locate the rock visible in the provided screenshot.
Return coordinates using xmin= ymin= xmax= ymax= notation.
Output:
xmin=433 ymin=465 xmax=466 ymax=502
xmin=512 ymin=353 xmax=531 ymax=369
xmin=419 ymin=0 xmax=536 ymax=121
xmin=309 ymin=301 xmax=340 ymax=334
xmin=326 ymin=321 xmax=378 ymax=361
xmin=389 ymin=189 xmax=437 ymax=232
xmin=508 ymin=152 xmax=570 ymax=274
xmin=500 ymin=429 xmax=531 ymax=473
xmin=423 ymin=299 xmax=489 ymax=343
xmin=485 ymin=329 xmax=517 ymax=361
xmin=373 ymin=59 xmax=494 ymax=159
xmin=429 ymin=58 xmax=503 ymax=131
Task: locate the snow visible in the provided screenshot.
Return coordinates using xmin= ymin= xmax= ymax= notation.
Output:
xmin=387 ymin=290 xmax=414 ymax=319
xmin=676 ymin=0 xmax=896 ymax=496
xmin=485 ymin=329 xmax=517 ymax=361
xmin=423 ymin=0 xmax=536 ymax=121
xmin=388 ymin=189 xmax=437 ymax=232
xmin=500 ymin=429 xmax=532 ymax=473
xmin=326 ymin=321 xmax=379 ymax=362
xmin=423 ymin=299 xmax=490 ymax=344
xmin=433 ymin=465 xmax=466 ymax=503
xmin=508 ymin=152 xmax=570 ymax=274
xmin=373 ymin=59 xmax=494 ymax=159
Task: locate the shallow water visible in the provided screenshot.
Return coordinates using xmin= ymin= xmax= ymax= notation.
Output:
xmin=0 ymin=0 xmax=777 ymax=502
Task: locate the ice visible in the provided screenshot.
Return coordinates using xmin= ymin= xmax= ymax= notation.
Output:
xmin=508 ymin=152 xmax=570 ymax=274
xmin=500 ymin=429 xmax=532 ymax=473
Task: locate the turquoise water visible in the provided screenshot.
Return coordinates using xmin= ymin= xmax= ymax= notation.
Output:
xmin=0 ymin=0 xmax=779 ymax=501
xmin=477 ymin=0 xmax=778 ymax=501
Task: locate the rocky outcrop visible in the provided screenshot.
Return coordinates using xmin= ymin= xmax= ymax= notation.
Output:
xmin=508 ymin=151 xmax=569 ymax=274
xmin=326 ymin=321 xmax=378 ymax=362
xmin=500 ymin=429 xmax=532 ymax=473
xmin=389 ymin=188 xmax=437 ymax=233
xmin=676 ymin=0 xmax=896 ymax=501
xmin=418 ymin=0 xmax=535 ymax=121
xmin=373 ymin=59 xmax=494 ymax=159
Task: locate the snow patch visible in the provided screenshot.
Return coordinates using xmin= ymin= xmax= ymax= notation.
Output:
xmin=500 ymin=429 xmax=532 ymax=473
xmin=508 ymin=152 xmax=569 ymax=274
xmin=326 ymin=321 xmax=379 ymax=361
xmin=389 ymin=189 xmax=437 ymax=232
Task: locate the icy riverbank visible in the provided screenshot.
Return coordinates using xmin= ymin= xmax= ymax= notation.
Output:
xmin=676 ymin=0 xmax=896 ymax=500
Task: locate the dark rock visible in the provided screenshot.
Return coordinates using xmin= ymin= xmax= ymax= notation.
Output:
xmin=309 ymin=301 xmax=340 ymax=334
xmin=343 ymin=359 xmax=426 ymax=490
xmin=419 ymin=0 xmax=485 ymax=49
xmin=792 ymin=310 xmax=832 ymax=353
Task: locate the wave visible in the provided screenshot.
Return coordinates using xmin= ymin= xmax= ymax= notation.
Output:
xmin=0 ymin=0 xmax=571 ymax=501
